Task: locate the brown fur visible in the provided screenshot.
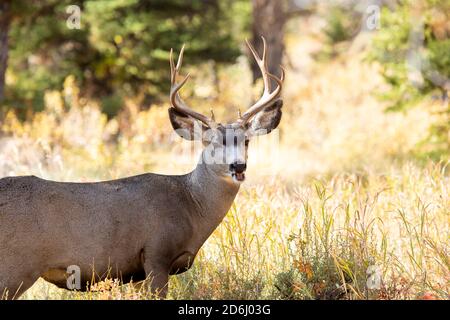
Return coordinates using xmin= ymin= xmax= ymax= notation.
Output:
xmin=0 ymin=98 xmax=282 ymax=299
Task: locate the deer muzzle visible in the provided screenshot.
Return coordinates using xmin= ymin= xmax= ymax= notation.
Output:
xmin=230 ymin=162 xmax=246 ymax=182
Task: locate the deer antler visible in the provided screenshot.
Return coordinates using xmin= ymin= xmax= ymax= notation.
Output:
xmin=239 ymin=36 xmax=285 ymax=124
xmin=169 ymin=45 xmax=217 ymax=128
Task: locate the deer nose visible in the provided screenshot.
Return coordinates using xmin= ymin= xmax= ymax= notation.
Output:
xmin=230 ymin=162 xmax=247 ymax=173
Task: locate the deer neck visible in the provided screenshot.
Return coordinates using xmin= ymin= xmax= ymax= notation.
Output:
xmin=185 ymin=151 xmax=240 ymax=240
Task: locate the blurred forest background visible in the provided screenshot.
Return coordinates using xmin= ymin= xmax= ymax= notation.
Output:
xmin=0 ymin=0 xmax=449 ymax=300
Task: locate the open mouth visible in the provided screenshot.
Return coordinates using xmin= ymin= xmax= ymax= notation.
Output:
xmin=231 ymin=172 xmax=246 ymax=182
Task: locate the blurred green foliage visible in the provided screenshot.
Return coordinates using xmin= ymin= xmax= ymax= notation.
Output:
xmin=368 ymin=0 xmax=449 ymax=159
xmin=323 ymin=6 xmax=359 ymax=45
xmin=6 ymin=0 xmax=250 ymax=116
xmin=368 ymin=0 xmax=449 ymax=110
xmin=318 ymin=4 xmax=361 ymax=60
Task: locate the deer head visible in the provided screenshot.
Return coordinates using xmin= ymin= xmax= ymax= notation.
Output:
xmin=168 ymin=37 xmax=284 ymax=183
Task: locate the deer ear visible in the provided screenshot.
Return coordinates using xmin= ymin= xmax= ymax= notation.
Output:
xmin=246 ymin=99 xmax=283 ymax=136
xmin=168 ymin=107 xmax=207 ymax=140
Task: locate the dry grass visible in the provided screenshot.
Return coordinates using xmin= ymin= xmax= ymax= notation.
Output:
xmin=1 ymin=24 xmax=449 ymax=300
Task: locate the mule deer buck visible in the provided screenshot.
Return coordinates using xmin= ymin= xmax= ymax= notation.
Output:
xmin=0 ymin=37 xmax=284 ymax=299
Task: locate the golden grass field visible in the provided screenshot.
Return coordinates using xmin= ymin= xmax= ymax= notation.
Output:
xmin=1 ymin=21 xmax=449 ymax=300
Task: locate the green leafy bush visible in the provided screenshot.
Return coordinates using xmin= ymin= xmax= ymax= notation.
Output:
xmin=368 ymin=0 xmax=449 ymax=159
xmin=318 ymin=4 xmax=362 ymax=60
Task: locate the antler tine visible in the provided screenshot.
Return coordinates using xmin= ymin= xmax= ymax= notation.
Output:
xmin=260 ymin=36 xmax=271 ymax=92
xmin=176 ymin=44 xmax=185 ymax=70
xmin=245 ymin=37 xmax=271 ymax=93
xmin=170 ymin=48 xmax=175 ymax=83
xmin=240 ymin=37 xmax=284 ymax=124
xmin=279 ymin=64 xmax=286 ymax=82
xmin=268 ymin=66 xmax=285 ymax=87
xmin=169 ymin=46 xmax=216 ymax=128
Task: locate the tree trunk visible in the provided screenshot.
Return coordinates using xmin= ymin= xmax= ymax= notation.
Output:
xmin=250 ymin=0 xmax=287 ymax=84
xmin=0 ymin=1 xmax=11 ymax=103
